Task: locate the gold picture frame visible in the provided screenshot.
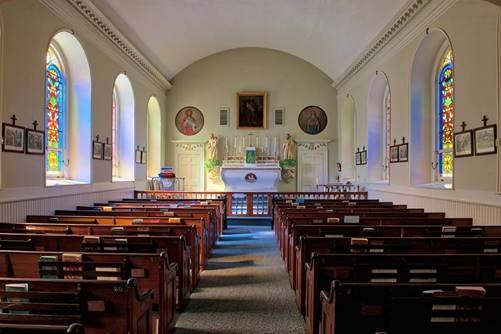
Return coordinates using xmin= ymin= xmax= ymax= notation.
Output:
xmin=236 ymin=91 xmax=267 ymax=129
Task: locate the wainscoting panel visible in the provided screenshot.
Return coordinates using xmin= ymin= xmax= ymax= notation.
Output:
xmin=369 ymin=189 xmax=501 ymax=226
xmin=0 ymin=188 xmax=133 ymax=222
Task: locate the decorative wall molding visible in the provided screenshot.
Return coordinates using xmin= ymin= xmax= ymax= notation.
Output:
xmin=296 ymin=142 xmax=329 ymax=151
xmin=335 ymin=0 xmax=456 ymax=88
xmin=175 ymin=143 xmax=205 ymax=151
xmin=296 ymin=139 xmax=332 ymax=151
xmin=40 ymin=0 xmax=171 ymax=91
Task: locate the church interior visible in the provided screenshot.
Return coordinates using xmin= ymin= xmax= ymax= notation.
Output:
xmin=0 ymin=0 xmax=501 ymax=333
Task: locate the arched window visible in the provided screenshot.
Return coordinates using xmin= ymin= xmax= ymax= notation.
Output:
xmin=112 ymin=89 xmax=119 ymax=178
xmin=112 ymin=73 xmax=135 ymax=182
xmin=45 ymin=44 xmax=66 ymax=179
xmin=410 ymin=29 xmax=453 ymax=188
xmin=147 ymin=96 xmax=161 ymax=178
xmin=437 ymin=48 xmax=454 ymax=180
xmin=382 ymin=86 xmax=391 ymax=181
xmin=367 ymin=73 xmax=390 ymax=182
xmin=340 ymin=95 xmax=356 ymax=181
xmin=45 ymin=32 xmax=92 ymax=186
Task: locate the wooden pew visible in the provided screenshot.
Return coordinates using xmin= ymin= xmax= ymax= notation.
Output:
xmin=52 ymin=207 xmax=220 ymax=246
xmin=304 ymin=253 xmax=501 ymax=334
xmin=280 ymin=216 xmax=472 ymax=269
xmin=25 ymin=215 xmax=211 ymax=270
xmin=117 ymin=197 xmax=226 ymax=232
xmin=319 ymin=281 xmax=501 ymax=334
xmin=0 ymin=222 xmax=201 ymax=289
xmin=0 ymin=277 xmax=153 ymax=334
xmin=294 ymin=236 xmax=501 ymax=314
xmin=277 ymin=209 xmax=455 ymax=259
xmin=0 ymin=232 xmax=191 ymax=306
xmin=0 ymin=250 xmax=177 ymax=334
xmin=286 ymin=223 xmax=493 ymax=286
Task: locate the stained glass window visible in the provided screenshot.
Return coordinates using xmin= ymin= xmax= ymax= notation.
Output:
xmin=383 ymin=88 xmax=391 ymax=180
xmin=438 ymin=48 xmax=454 ymax=178
xmin=46 ymin=46 xmax=65 ymax=178
xmin=112 ymin=89 xmax=119 ymax=178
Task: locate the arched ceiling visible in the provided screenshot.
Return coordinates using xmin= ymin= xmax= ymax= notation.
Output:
xmin=92 ymin=0 xmax=409 ymax=82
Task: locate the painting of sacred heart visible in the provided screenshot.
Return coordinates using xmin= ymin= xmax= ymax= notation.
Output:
xmin=175 ymin=106 xmax=204 ymax=136
xmin=237 ymin=92 xmax=267 ymax=129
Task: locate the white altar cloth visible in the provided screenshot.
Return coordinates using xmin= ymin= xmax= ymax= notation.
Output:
xmin=220 ymin=163 xmax=281 ymax=192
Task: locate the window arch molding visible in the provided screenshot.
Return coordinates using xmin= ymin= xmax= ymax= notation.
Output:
xmin=111 ymin=72 xmax=135 ymax=182
xmin=410 ymin=28 xmax=454 ymax=188
xmin=367 ymin=71 xmax=391 ymax=183
xmin=44 ymin=30 xmax=92 ymax=186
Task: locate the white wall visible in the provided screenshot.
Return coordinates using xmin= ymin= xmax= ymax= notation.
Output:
xmin=337 ymin=0 xmax=501 ymax=224
xmin=164 ymin=47 xmax=338 ymax=191
xmin=0 ymin=0 xmax=168 ymax=217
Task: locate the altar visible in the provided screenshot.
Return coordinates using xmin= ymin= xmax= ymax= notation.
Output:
xmin=220 ymin=148 xmax=281 ymax=192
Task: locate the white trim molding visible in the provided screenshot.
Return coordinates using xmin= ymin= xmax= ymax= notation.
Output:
xmin=335 ymin=0 xmax=457 ymax=89
xmin=39 ymin=0 xmax=172 ymax=91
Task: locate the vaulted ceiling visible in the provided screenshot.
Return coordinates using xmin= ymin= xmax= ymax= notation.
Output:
xmin=92 ymin=0 xmax=410 ymax=82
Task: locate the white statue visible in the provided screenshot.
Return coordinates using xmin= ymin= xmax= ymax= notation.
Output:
xmin=282 ymin=133 xmax=295 ymax=160
xmin=207 ymin=133 xmax=219 ymax=160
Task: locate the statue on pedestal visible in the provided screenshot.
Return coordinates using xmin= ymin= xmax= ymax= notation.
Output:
xmin=282 ymin=133 xmax=295 ymax=160
xmin=206 ymin=133 xmax=221 ymax=182
xmin=281 ymin=133 xmax=297 ymax=183
xmin=207 ymin=133 xmax=219 ymax=160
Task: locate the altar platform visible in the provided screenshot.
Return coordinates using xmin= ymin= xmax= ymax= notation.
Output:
xmin=220 ymin=162 xmax=281 ymax=192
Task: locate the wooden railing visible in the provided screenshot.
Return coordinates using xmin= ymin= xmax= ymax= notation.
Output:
xmin=134 ymin=191 xmax=369 ymax=218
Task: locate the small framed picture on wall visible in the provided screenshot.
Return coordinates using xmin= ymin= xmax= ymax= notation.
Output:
xmin=103 ymin=143 xmax=112 ymax=160
xmin=135 ymin=147 xmax=142 ymax=164
xmin=274 ymin=108 xmax=284 ymax=126
xmin=390 ymin=145 xmax=399 ymax=163
xmin=92 ymin=141 xmax=103 ymax=160
xmin=2 ymin=123 xmax=25 ymax=153
xmin=474 ymin=124 xmax=497 ymax=156
xmin=25 ymin=128 xmax=45 ymax=155
xmin=454 ymin=130 xmax=473 ymax=158
xmin=398 ymin=143 xmax=408 ymax=162
xmin=360 ymin=149 xmax=367 ymax=165
xmin=355 ymin=151 xmax=361 ymax=165
xmin=219 ymin=108 xmax=229 ymax=126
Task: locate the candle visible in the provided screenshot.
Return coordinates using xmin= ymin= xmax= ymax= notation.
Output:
xmin=273 ymin=137 xmax=278 ymax=158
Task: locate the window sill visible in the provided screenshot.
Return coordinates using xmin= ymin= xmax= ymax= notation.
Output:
xmin=367 ymin=180 xmax=390 ymax=185
xmin=112 ymin=177 xmax=134 ymax=183
xmin=46 ymin=179 xmax=89 ymax=187
xmin=415 ymin=182 xmax=453 ymax=190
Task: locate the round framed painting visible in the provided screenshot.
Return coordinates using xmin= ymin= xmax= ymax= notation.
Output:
xmin=298 ymin=105 xmax=327 ymax=135
xmin=175 ymin=106 xmax=204 ymax=136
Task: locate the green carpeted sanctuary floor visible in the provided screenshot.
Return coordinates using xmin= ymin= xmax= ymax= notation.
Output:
xmin=175 ymin=224 xmax=305 ymax=333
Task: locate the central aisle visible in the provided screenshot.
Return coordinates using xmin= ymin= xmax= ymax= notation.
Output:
xmin=175 ymin=224 xmax=305 ymax=333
